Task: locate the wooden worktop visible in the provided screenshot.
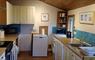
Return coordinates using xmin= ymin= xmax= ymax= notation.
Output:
xmin=0 ymin=34 xmax=18 ymax=56
xmin=0 ymin=34 xmax=18 ymax=41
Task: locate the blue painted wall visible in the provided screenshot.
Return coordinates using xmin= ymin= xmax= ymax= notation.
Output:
xmin=75 ymin=30 xmax=95 ymax=46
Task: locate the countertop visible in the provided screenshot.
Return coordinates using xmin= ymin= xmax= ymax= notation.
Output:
xmin=0 ymin=34 xmax=18 ymax=56
xmin=54 ymin=35 xmax=87 ymax=59
xmin=0 ymin=34 xmax=18 ymax=41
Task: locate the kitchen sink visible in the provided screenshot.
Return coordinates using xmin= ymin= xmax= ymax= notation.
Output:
xmin=79 ymin=47 xmax=95 ymax=56
xmin=69 ymin=43 xmax=91 ymax=47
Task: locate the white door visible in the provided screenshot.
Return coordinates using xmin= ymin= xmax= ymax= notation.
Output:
xmin=68 ymin=15 xmax=75 ymax=38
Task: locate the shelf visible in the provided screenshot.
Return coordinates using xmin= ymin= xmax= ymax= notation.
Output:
xmin=57 ymin=11 xmax=67 ymax=29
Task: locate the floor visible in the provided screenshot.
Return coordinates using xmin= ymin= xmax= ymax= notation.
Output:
xmin=18 ymin=51 xmax=53 ymax=60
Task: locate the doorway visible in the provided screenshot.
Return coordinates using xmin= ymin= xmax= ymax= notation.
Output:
xmin=68 ymin=15 xmax=75 ymax=38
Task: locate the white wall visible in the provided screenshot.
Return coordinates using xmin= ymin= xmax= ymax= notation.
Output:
xmin=8 ymin=1 xmax=62 ymax=44
xmin=6 ymin=1 xmax=13 ymax=24
xmin=68 ymin=4 xmax=95 ymax=34
xmin=12 ymin=1 xmax=61 ymax=35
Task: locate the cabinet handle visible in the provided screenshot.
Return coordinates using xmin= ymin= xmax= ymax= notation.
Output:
xmin=39 ymin=37 xmax=43 ymax=38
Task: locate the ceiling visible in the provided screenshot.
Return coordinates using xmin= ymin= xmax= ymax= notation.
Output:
xmin=8 ymin=0 xmax=95 ymax=10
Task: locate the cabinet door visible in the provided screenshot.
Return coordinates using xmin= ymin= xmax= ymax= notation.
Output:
xmin=63 ymin=46 xmax=67 ymax=60
xmin=66 ymin=47 xmax=82 ymax=60
xmin=18 ymin=34 xmax=31 ymax=51
xmin=84 ymin=56 xmax=95 ymax=60
xmin=66 ymin=48 xmax=75 ymax=60
xmin=0 ymin=9 xmax=6 ymax=25
xmin=74 ymin=54 xmax=82 ymax=60
xmin=0 ymin=0 xmax=6 ymax=8
xmin=63 ymin=43 xmax=75 ymax=60
xmin=57 ymin=41 xmax=64 ymax=60
xmin=53 ymin=39 xmax=59 ymax=60
xmin=53 ymin=38 xmax=64 ymax=60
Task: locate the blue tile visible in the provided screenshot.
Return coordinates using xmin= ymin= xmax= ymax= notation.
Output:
xmin=75 ymin=30 xmax=95 ymax=46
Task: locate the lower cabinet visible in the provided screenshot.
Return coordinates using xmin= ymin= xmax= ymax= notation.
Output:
xmin=53 ymin=37 xmax=95 ymax=60
xmin=53 ymin=37 xmax=82 ymax=60
xmin=53 ymin=37 xmax=64 ymax=60
xmin=63 ymin=45 xmax=82 ymax=60
xmin=18 ymin=34 xmax=32 ymax=51
xmin=84 ymin=56 xmax=95 ymax=60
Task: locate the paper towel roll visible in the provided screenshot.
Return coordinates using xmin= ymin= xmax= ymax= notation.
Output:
xmin=42 ymin=28 xmax=45 ymax=35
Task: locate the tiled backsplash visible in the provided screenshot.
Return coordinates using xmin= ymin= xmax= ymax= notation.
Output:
xmin=52 ymin=27 xmax=67 ymax=34
xmin=75 ymin=30 xmax=95 ymax=46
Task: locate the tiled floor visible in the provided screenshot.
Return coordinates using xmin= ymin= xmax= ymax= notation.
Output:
xmin=18 ymin=51 xmax=53 ymax=60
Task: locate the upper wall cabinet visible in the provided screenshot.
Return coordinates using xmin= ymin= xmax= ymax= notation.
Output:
xmin=13 ymin=6 xmax=35 ymax=24
xmin=0 ymin=0 xmax=6 ymax=8
xmin=0 ymin=0 xmax=6 ymax=25
xmin=0 ymin=9 xmax=6 ymax=25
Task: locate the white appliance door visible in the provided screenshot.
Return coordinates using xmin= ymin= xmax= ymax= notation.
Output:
xmin=18 ymin=34 xmax=32 ymax=51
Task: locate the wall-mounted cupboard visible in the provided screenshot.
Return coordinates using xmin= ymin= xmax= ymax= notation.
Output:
xmin=0 ymin=0 xmax=6 ymax=8
xmin=12 ymin=6 xmax=35 ymax=24
xmin=0 ymin=0 xmax=6 ymax=25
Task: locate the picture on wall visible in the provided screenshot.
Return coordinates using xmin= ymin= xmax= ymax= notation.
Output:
xmin=79 ymin=11 xmax=94 ymax=24
xmin=41 ymin=13 xmax=49 ymax=22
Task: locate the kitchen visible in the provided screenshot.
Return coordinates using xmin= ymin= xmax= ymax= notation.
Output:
xmin=1 ymin=0 xmax=95 ymax=60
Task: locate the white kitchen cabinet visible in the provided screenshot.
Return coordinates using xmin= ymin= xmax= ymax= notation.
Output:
xmin=74 ymin=53 xmax=82 ymax=60
xmin=32 ymin=34 xmax=48 ymax=56
xmin=65 ymin=46 xmax=82 ymax=60
xmin=53 ymin=37 xmax=82 ymax=60
xmin=63 ymin=45 xmax=67 ymax=60
xmin=84 ymin=56 xmax=95 ymax=60
xmin=18 ymin=34 xmax=32 ymax=51
xmin=53 ymin=37 xmax=64 ymax=60
xmin=0 ymin=52 xmax=5 ymax=60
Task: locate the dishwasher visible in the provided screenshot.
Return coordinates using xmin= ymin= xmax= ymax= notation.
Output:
xmin=32 ymin=34 xmax=48 ymax=56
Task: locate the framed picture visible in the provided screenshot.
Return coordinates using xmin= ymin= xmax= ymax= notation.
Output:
xmin=79 ymin=11 xmax=94 ymax=24
xmin=41 ymin=13 xmax=49 ymax=22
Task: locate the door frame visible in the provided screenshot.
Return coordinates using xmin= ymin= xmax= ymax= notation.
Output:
xmin=67 ymin=15 xmax=75 ymax=38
